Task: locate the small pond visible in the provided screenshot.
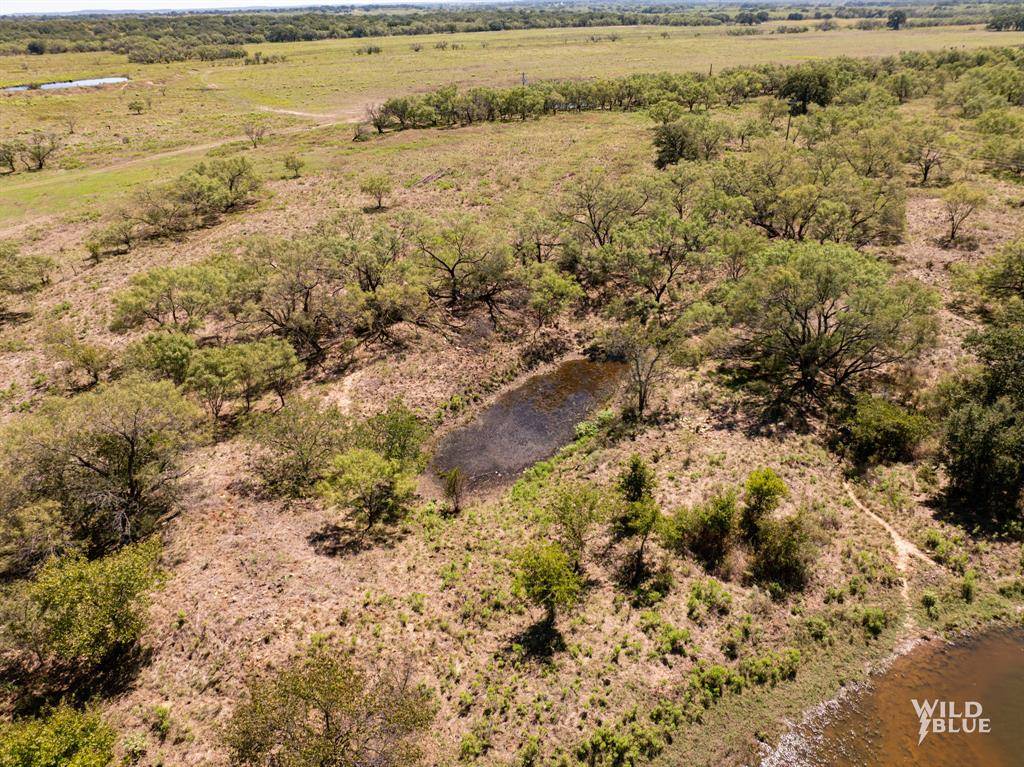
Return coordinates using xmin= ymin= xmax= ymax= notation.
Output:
xmin=777 ymin=628 xmax=1024 ymax=767
xmin=429 ymin=358 xmax=624 ymax=490
xmin=3 ymin=76 xmax=128 ymax=93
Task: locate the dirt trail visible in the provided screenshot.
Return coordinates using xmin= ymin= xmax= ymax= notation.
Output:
xmin=844 ymin=481 xmax=934 ymax=603
xmin=0 ymin=108 xmax=362 ymax=238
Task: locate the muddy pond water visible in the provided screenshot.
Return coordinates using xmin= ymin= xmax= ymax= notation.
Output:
xmin=429 ymin=358 xmax=623 ymax=490
xmin=788 ymin=629 xmax=1024 ymax=767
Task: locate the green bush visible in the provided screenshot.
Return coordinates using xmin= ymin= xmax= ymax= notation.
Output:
xmin=124 ymin=331 xmax=196 ymax=385
xmin=0 ymin=705 xmax=114 ymax=767
xmin=750 ymin=513 xmax=815 ymax=594
xmin=662 ymin=490 xmax=737 ymax=570
xmin=688 ymin=663 xmax=744 ymax=707
xmin=16 ymin=540 xmax=162 ymax=667
xmin=225 ymin=646 xmax=434 ymax=767
xmin=617 ymin=454 xmax=655 ymax=504
xmin=245 ymin=397 xmax=348 ymax=497
xmin=942 ymin=398 xmax=1024 ymax=524
xmin=859 ymin=606 xmax=889 ymax=638
xmin=686 ymin=578 xmax=732 ymax=622
xmin=844 ymin=396 xmax=930 ymax=465
xmin=739 ymin=648 xmax=800 ymax=685
xmin=352 ymin=399 xmax=427 ymax=467
xmin=317 ymin=448 xmax=414 ymax=529
xmin=742 ymin=468 xmax=787 ymax=537
xmin=514 ymin=542 xmax=583 ymax=625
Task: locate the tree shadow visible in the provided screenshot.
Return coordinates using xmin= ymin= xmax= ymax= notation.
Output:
xmin=500 ymin=619 xmax=566 ymax=662
xmin=0 ymin=309 xmax=32 ymax=328
xmin=5 ymin=642 xmax=152 ymax=717
xmin=926 ymin=491 xmax=1016 ymax=543
xmin=307 ymin=520 xmax=407 ymax=557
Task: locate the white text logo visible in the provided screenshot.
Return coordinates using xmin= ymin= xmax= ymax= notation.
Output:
xmin=911 ymin=699 xmax=991 ymax=744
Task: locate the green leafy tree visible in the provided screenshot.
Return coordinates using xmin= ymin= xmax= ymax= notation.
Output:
xmin=283 ymin=154 xmax=304 ymax=178
xmin=186 ymin=339 xmax=303 ymax=418
xmin=361 ymin=174 xmax=394 ymax=209
xmin=548 ymin=483 xmax=605 ymax=570
xmin=245 ymin=398 xmax=349 ymax=497
xmin=0 ymin=705 xmax=114 ymax=767
xmin=728 ymin=243 xmax=938 ymax=410
xmin=526 ymin=263 xmax=582 ymax=333
xmin=941 ymin=183 xmax=987 ymax=245
xmin=41 ymin=323 xmax=114 ymax=388
xmin=940 ymin=324 xmax=1024 ymax=523
xmin=1 ymin=379 xmax=204 ymax=551
xmin=318 ymin=448 xmax=414 ymax=529
xmin=653 ymin=116 xmax=729 ymax=168
xmin=742 ymin=468 xmax=787 ymax=538
xmin=778 ymin=65 xmax=834 ymax=115
xmin=886 ymin=10 xmax=907 ymax=29
xmin=111 ymin=261 xmax=230 ymax=331
xmin=225 ymin=647 xmax=435 ymax=767
xmin=514 ymin=542 xmax=583 ymax=626
xmin=13 ymin=540 xmax=162 ymax=667
xmin=0 ymin=241 xmax=51 ymax=315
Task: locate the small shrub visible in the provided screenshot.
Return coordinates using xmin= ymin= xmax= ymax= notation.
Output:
xmin=687 ymin=578 xmax=732 ymax=622
xmin=859 ymin=606 xmax=889 ymax=638
xmin=662 ymin=490 xmax=737 ymax=570
xmin=617 ymin=454 xmax=655 ymax=503
xmin=689 ymin=663 xmax=743 ymax=707
xmin=960 ymin=569 xmax=977 ymax=602
xmin=742 ymin=468 xmax=787 ymax=538
xmin=750 ymin=512 xmax=815 ymax=594
xmin=739 ymin=648 xmax=800 ymax=685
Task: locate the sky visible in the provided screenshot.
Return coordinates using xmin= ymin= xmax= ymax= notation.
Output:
xmin=2 ymin=0 xmax=452 ymax=16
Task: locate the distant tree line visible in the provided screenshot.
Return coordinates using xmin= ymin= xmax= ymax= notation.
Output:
xmin=0 ymin=2 xmax=1010 ymax=58
xmin=365 ymin=45 xmax=1024 ymax=133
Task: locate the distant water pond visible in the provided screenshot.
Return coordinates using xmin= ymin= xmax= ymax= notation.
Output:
xmin=430 ymin=358 xmax=623 ymax=490
xmin=777 ymin=629 xmax=1024 ymax=767
xmin=4 ymin=76 xmax=128 ymax=93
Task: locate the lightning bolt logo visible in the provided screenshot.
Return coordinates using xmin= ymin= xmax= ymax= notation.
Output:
xmin=918 ymin=712 xmax=930 ymax=745
xmin=912 ymin=699 xmax=937 ymax=745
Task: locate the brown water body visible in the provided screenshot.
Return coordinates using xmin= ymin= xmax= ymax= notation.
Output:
xmin=792 ymin=629 xmax=1024 ymax=767
xmin=429 ymin=358 xmax=623 ymax=490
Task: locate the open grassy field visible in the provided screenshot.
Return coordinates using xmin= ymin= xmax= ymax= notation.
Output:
xmin=3 ymin=21 xmax=1024 ymax=231
xmin=2 ymin=13 xmax=1024 ymax=767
